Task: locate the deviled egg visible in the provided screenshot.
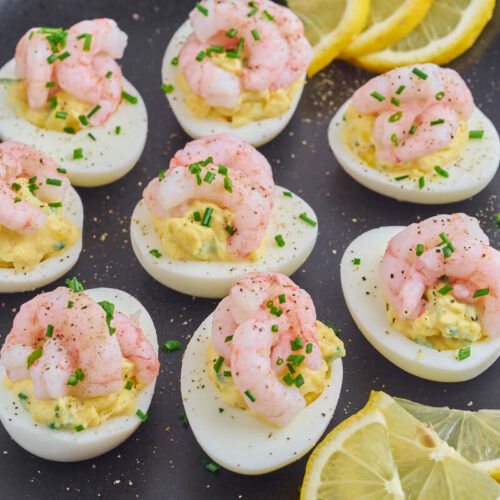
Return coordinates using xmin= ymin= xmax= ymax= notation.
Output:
xmin=341 ymin=213 xmax=500 ymax=382
xmin=181 ymin=272 xmax=345 ymax=474
xmin=161 ymin=0 xmax=313 ymax=147
xmin=0 ymin=142 xmax=83 ymax=293
xmin=131 ymin=134 xmax=318 ymax=298
xmin=328 ymin=64 xmax=500 ymax=204
xmin=0 ymin=280 xmax=159 ymax=461
xmin=0 ymin=19 xmax=147 ymax=187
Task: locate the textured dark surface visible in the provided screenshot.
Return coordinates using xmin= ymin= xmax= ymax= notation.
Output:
xmin=0 ymin=1 xmax=499 ymax=499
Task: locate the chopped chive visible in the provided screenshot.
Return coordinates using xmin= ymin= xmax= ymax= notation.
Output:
xmin=204 ymin=171 xmax=215 ymax=183
xmin=223 ymin=371 xmax=231 ymax=377
xmin=196 ymin=50 xmax=206 ymax=61
xmin=162 ymin=83 xmax=174 ymax=94
xmin=29 ymin=31 xmax=34 ymax=40
xmin=248 ymin=7 xmax=258 ymax=17
xmin=121 ymin=91 xmax=138 ymax=104
xmin=88 ymin=132 xmax=96 ymax=141
xmin=195 ymin=2 xmax=208 ymax=16
xmin=306 ymin=343 xmax=313 ymax=354
xmin=87 ymin=104 xmax=101 ymax=118
xmin=370 ymin=91 xmax=385 ymax=102
xmin=29 ymin=176 xmax=36 ymax=184
xmin=46 ymin=81 xmax=55 ymax=88
xmin=391 ymin=97 xmax=400 ymax=107
xmin=218 ymin=408 xmax=224 ymax=413
xmin=58 ymin=51 xmax=70 ymax=61
xmin=353 ymin=258 xmax=361 ymax=265
xmin=225 ymin=225 xmax=235 ymax=235
xmin=48 ymin=201 xmax=62 ymax=208
xmin=180 ymin=412 xmax=189 ymax=424
xmin=75 ymin=368 xmax=85 ymax=381
xmin=98 ymin=300 xmax=116 ymax=335
xmin=438 ymin=284 xmax=453 ymax=295
xmin=469 ymin=130 xmax=484 ymax=139
xmin=162 ymin=340 xmax=182 ymax=351
xmin=226 ymin=28 xmax=238 ymax=38
xmin=218 ymin=165 xmax=228 ymax=175
xmin=283 ymin=191 xmax=292 ymax=197
xmin=46 ymin=178 xmax=62 ymax=186
xmin=125 ymin=380 xmax=134 ymax=390
xmin=66 ymin=276 xmax=84 ymax=292
xmin=278 ymin=294 xmax=286 ymax=304
xmin=136 ymin=409 xmax=148 ymax=422
xmin=201 ymin=207 xmax=213 ymax=227
xmin=47 ymin=54 xmax=58 ymax=64
xmin=67 ymin=300 xmax=73 ymax=308
xmin=67 ymin=374 xmax=78 ymax=386
xmin=244 ymin=390 xmax=256 ymax=402
xmin=395 ymin=174 xmax=408 ymax=181
xmin=497 ymin=212 xmax=500 ymax=226
xmin=207 ymin=45 xmax=224 ymax=54
xmin=105 ymin=71 xmax=113 ymax=78
xmin=224 ymin=335 xmax=233 ymax=342
xmin=158 ymin=169 xmax=167 ymax=181
xmin=14 ymin=197 xmax=21 ymax=203
xmin=434 ymin=166 xmax=449 ymax=178
xmin=457 ymin=346 xmax=471 ymax=361
xmin=287 ymin=354 xmax=305 ymax=367
xmin=473 ymin=288 xmax=489 ymax=298
xmin=193 ymin=211 xmax=201 ymax=221
xmin=283 ymin=373 xmax=294 ymax=386
xmin=412 ymin=67 xmax=428 ymax=79
xmin=63 ymin=127 xmax=75 ymax=134
xmin=274 ymin=234 xmax=285 ymax=247
xmin=416 ymin=244 xmax=424 ymax=256
xmin=388 ymin=111 xmax=402 ymax=123
xmin=430 ymin=118 xmax=445 ymax=126
xmin=27 ymin=348 xmax=43 ymax=369
xmin=202 ymin=459 xmax=220 ymax=473
xmin=171 ymin=57 xmax=178 ymax=66
xmin=299 ymin=212 xmax=317 ymax=227
xmin=271 ymin=324 xmax=279 ymax=332
xmin=391 ymin=133 xmax=398 ymax=146
xmin=443 ymin=246 xmax=451 ymax=258
xmin=28 ymin=183 xmax=39 ymax=193
xmin=74 ymin=425 xmax=85 ymax=432
xmin=149 ymin=248 xmax=162 ymax=258
xmin=290 ymin=337 xmax=303 ymax=351
xmin=409 ymin=125 xmax=417 ymax=135
xmin=251 ymin=29 xmax=260 ymax=40
xmin=224 ymin=176 xmax=232 ymax=193
xmin=294 ymin=373 xmax=305 ymax=388
xmin=418 ymin=176 xmax=425 ymax=189
xmin=395 ymin=85 xmax=405 ymax=95
xmin=78 ymin=115 xmax=88 ymax=126
xmin=49 ymin=97 xmax=58 ymax=109
xmin=435 ymin=91 xmax=445 ymax=101
xmin=11 ymin=183 xmax=21 ymax=191
xmin=55 ymin=111 xmax=67 ymax=120
xmin=18 ymin=392 xmax=28 ymax=400
xmin=73 ymin=148 xmax=83 ymax=160
xmin=115 ymin=126 xmax=121 ymax=135
xmin=276 ymin=357 xmax=284 ymax=366
xmin=45 ymin=324 xmax=54 ymax=337
xmin=214 ymin=356 xmax=224 ymax=373
xmin=263 ymin=9 xmax=275 ymax=21
xmin=287 ymin=363 xmax=295 ymax=375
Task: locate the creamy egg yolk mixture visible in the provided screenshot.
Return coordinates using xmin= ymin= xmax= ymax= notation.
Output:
xmin=206 ymin=321 xmax=345 ymax=422
xmin=342 ymin=104 xmax=469 ymax=177
xmin=178 ymin=52 xmax=303 ymax=127
xmin=387 ymin=280 xmax=484 ymax=351
xmin=5 ymin=79 xmax=95 ymax=132
xmin=0 ymin=177 xmax=80 ymax=271
xmin=152 ymin=200 xmax=266 ymax=262
xmin=4 ymin=359 xmax=142 ymax=431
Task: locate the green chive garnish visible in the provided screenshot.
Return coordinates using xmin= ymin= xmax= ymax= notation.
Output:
xmin=244 ymin=390 xmax=256 ymax=402
xmin=218 ymin=165 xmax=228 ymax=175
xmin=263 ymin=9 xmax=275 ymax=21
xmin=78 ymin=115 xmax=88 ymax=126
xmin=419 ymin=176 xmax=425 ymax=189
xmin=75 ymin=368 xmax=85 ymax=381
xmin=224 ymin=335 xmax=233 ymax=342
xmin=274 ymin=234 xmax=285 ymax=247
xmin=469 ymin=130 xmax=484 ymax=139
xmin=180 ymin=412 xmax=189 ymax=424
xmin=87 ymin=104 xmax=101 ymax=118
xmin=11 ymin=183 xmax=21 ymax=191
xmin=409 ymin=125 xmax=417 ymax=135
xmin=391 ymin=97 xmax=400 ymax=107
xmin=251 ymin=29 xmax=260 ymax=40
xmin=278 ymin=294 xmax=286 ymax=304
xmin=299 ymin=212 xmax=317 ymax=227
xmin=370 ymin=91 xmax=385 ymax=102
xmin=388 ymin=111 xmax=402 ymax=123
xmin=105 ymin=71 xmax=113 ymax=78
xmin=46 ymin=81 xmax=55 ymax=88
xmin=63 ymin=127 xmax=75 ymax=134
xmin=18 ymin=393 xmax=28 ymax=400
xmin=439 ymin=284 xmax=453 ymax=295
xmin=224 ymin=176 xmax=232 ymax=193
xmin=14 ymin=197 xmax=21 ymax=203
xmin=55 ymin=111 xmax=67 ymax=120
xmin=115 ymin=126 xmax=121 ymax=135
xmin=74 ymin=425 xmax=84 ymax=432
xmin=395 ymin=174 xmax=408 ymax=181
xmin=434 ymin=166 xmax=449 ymax=178
xmin=248 ymin=6 xmax=258 ymax=17
xmin=88 ymin=132 xmax=96 ymax=141
xmin=45 ymin=324 xmax=54 ymax=338
xmin=46 ymin=178 xmax=62 ymax=186
xmin=66 ymin=276 xmax=84 ymax=292
xmin=395 ymin=85 xmax=405 ymax=95
xmin=73 ymin=148 xmax=83 ymax=160
xmin=225 ymin=225 xmax=235 ymax=235
xmin=276 ymin=358 xmax=284 ymax=366
xmin=223 ymin=371 xmax=231 ymax=377
xmin=67 ymin=374 xmax=78 ymax=386
xmin=202 ymin=459 xmax=220 ymax=473
xmin=497 ymin=212 xmax=500 ymax=226
xmin=58 ymin=51 xmax=70 ymax=61
xmin=171 ymin=57 xmax=179 ymax=66
xmin=204 ymin=171 xmax=215 ymax=183
xmin=430 ymin=119 xmax=445 ymax=126
xmin=290 ymin=337 xmax=303 ymax=351
xmin=27 ymin=348 xmax=43 ymax=369
xmin=136 ymin=409 xmax=148 ymax=422
xmin=196 ymin=51 xmax=206 ymax=61
xmin=47 ymin=54 xmax=57 ymax=64
xmin=391 ymin=133 xmax=398 ymax=146
xmin=121 ymin=91 xmax=138 ymax=104
xmin=195 ymin=2 xmax=208 ymax=16
xmin=435 ymin=91 xmax=445 ymax=101
xmin=208 ymin=45 xmax=224 ymax=54
xmin=161 ymin=82 xmax=174 ymax=94
xmin=49 ymin=97 xmax=58 ymax=109
xmin=283 ymin=191 xmax=292 ymax=197
xmin=271 ymin=324 xmax=278 ymax=332
xmin=287 ymin=363 xmax=295 ymax=375
xmin=162 ymin=340 xmax=182 ymax=351
xmin=416 ymin=244 xmax=424 ymax=256
xmin=353 ymin=258 xmax=361 ymax=265
xmin=306 ymin=343 xmax=313 ymax=354
xmin=67 ymin=300 xmax=73 ymax=308
xmin=287 ymin=354 xmax=305 ymax=367
xmin=214 ymin=356 xmax=224 ymax=373
xmin=193 ymin=211 xmax=201 ymax=222
xmin=294 ymin=373 xmax=305 ymax=388
xmin=473 ymin=288 xmax=489 ymax=298
xmin=98 ymin=300 xmax=116 ymax=335
xmin=226 ymin=28 xmax=238 ymax=38
xmin=457 ymin=346 xmax=471 ymax=361
xmin=149 ymin=249 xmax=162 ymax=258
xmin=48 ymin=201 xmax=62 ymax=207
xmin=201 ymin=207 xmax=213 ymax=227
xmin=283 ymin=373 xmax=294 ymax=386
xmin=125 ymin=380 xmax=134 ymax=390
xmin=412 ymin=67 xmax=428 ymax=79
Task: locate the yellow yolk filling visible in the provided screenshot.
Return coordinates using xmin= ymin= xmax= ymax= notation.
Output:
xmin=387 ymin=281 xmax=484 ymax=351
xmin=5 ymin=79 xmax=94 ymax=132
xmin=342 ymin=104 xmax=469 ymax=177
xmin=152 ymin=200 xmax=266 ymax=262
xmin=206 ymin=321 xmax=345 ymax=421
xmin=3 ymin=359 xmax=142 ymax=431
xmin=0 ymin=177 xmax=80 ymax=272
xmin=178 ymin=52 xmax=303 ymax=127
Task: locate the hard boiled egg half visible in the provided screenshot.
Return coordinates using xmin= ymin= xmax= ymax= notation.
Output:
xmin=340 ymin=226 xmax=500 ymax=382
xmin=0 ymin=287 xmax=158 ymax=462
xmin=329 ymin=99 xmax=500 ymax=204
xmin=0 ymin=184 xmax=83 ymax=293
xmin=180 ymin=314 xmax=343 ymax=474
xmin=161 ymin=20 xmax=305 ymax=147
xmin=130 ymin=185 xmax=318 ymax=298
xmin=0 ymin=59 xmax=147 ymax=187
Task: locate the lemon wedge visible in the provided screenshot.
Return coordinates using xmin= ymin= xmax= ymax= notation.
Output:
xmin=341 ymin=0 xmax=433 ymax=58
xmin=395 ymin=396 xmax=500 ymax=482
xmin=353 ymin=0 xmax=495 ymax=73
xmin=287 ymin=0 xmax=370 ymax=77
xmin=301 ymin=405 xmax=404 ymax=499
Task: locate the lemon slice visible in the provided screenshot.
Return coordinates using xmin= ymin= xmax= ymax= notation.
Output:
xmin=370 ymin=391 xmax=500 ymax=499
xmin=341 ymin=0 xmax=433 ymax=58
xmin=301 ymin=406 xmax=404 ymax=500
xmin=395 ymin=396 xmax=500 ymax=481
xmin=353 ymin=0 xmax=495 ymax=73
xmin=287 ymin=0 xmax=370 ymax=77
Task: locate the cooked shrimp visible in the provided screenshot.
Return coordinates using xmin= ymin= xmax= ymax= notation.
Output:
xmin=0 ymin=142 xmax=69 ymax=235
xmin=351 ymin=64 xmax=474 ymax=165
xmin=379 ymin=213 xmax=500 ymax=338
xmin=181 ymin=0 xmax=312 ymax=107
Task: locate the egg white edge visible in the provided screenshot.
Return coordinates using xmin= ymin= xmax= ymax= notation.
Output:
xmin=0 ymin=185 xmax=83 ymax=293
xmin=180 ymin=313 xmax=343 ymax=475
xmin=130 ymin=185 xmax=318 ymax=298
xmin=0 ymin=58 xmax=148 ymax=187
xmin=0 ymin=287 xmax=158 ymax=462
xmin=328 ymin=99 xmax=500 ymax=204
xmin=161 ymin=20 xmax=305 ymax=148
xmin=340 ymin=225 xmax=500 ymax=382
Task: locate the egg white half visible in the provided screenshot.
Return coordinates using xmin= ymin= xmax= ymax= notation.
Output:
xmin=0 ymin=185 xmax=83 ymax=293
xmin=328 ymin=99 xmax=500 ymax=204
xmin=0 ymin=287 xmax=158 ymax=462
xmin=340 ymin=226 xmax=500 ymax=382
xmin=161 ymin=21 xmax=305 ymax=147
xmin=130 ymin=186 xmax=318 ymax=298
xmin=0 ymin=59 xmax=148 ymax=187
xmin=180 ymin=313 xmax=343 ymax=475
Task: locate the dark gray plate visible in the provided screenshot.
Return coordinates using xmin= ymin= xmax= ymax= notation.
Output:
xmin=0 ymin=1 xmax=499 ymax=499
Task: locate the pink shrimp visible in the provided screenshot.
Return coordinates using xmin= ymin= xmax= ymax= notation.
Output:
xmin=180 ymin=0 xmax=312 ymax=107
xmin=0 ymin=287 xmax=159 ymax=400
xmin=351 ymin=64 xmax=474 ymax=165
xmin=143 ymin=134 xmax=274 ymax=259
xmin=0 ymin=142 xmax=69 ymax=235
xmin=379 ymin=213 xmax=500 ymax=338
xmin=211 ymin=272 xmax=322 ymax=426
